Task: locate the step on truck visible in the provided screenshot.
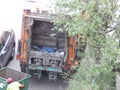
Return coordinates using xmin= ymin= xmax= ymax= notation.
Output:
xmin=17 ymin=9 xmax=78 ymax=81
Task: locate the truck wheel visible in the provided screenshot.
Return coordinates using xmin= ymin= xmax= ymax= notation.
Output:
xmin=20 ymin=64 xmax=26 ymax=73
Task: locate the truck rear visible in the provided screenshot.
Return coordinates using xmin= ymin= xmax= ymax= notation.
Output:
xmin=17 ymin=9 xmax=77 ymax=81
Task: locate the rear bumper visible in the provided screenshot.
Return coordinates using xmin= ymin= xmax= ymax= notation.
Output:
xmin=28 ymin=64 xmax=62 ymax=72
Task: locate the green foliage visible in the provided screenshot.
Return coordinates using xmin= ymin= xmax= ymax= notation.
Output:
xmin=55 ymin=0 xmax=120 ymax=90
xmin=66 ymin=59 xmax=115 ymax=90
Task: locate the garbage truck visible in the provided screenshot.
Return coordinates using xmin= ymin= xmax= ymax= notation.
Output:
xmin=17 ymin=9 xmax=78 ymax=81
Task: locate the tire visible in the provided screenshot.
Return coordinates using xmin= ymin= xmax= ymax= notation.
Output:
xmin=20 ymin=64 xmax=26 ymax=73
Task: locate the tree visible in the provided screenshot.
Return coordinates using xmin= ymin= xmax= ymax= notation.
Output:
xmin=54 ymin=0 xmax=120 ymax=90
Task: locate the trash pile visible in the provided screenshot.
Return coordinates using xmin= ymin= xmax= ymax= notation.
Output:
xmin=32 ymin=46 xmax=65 ymax=58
